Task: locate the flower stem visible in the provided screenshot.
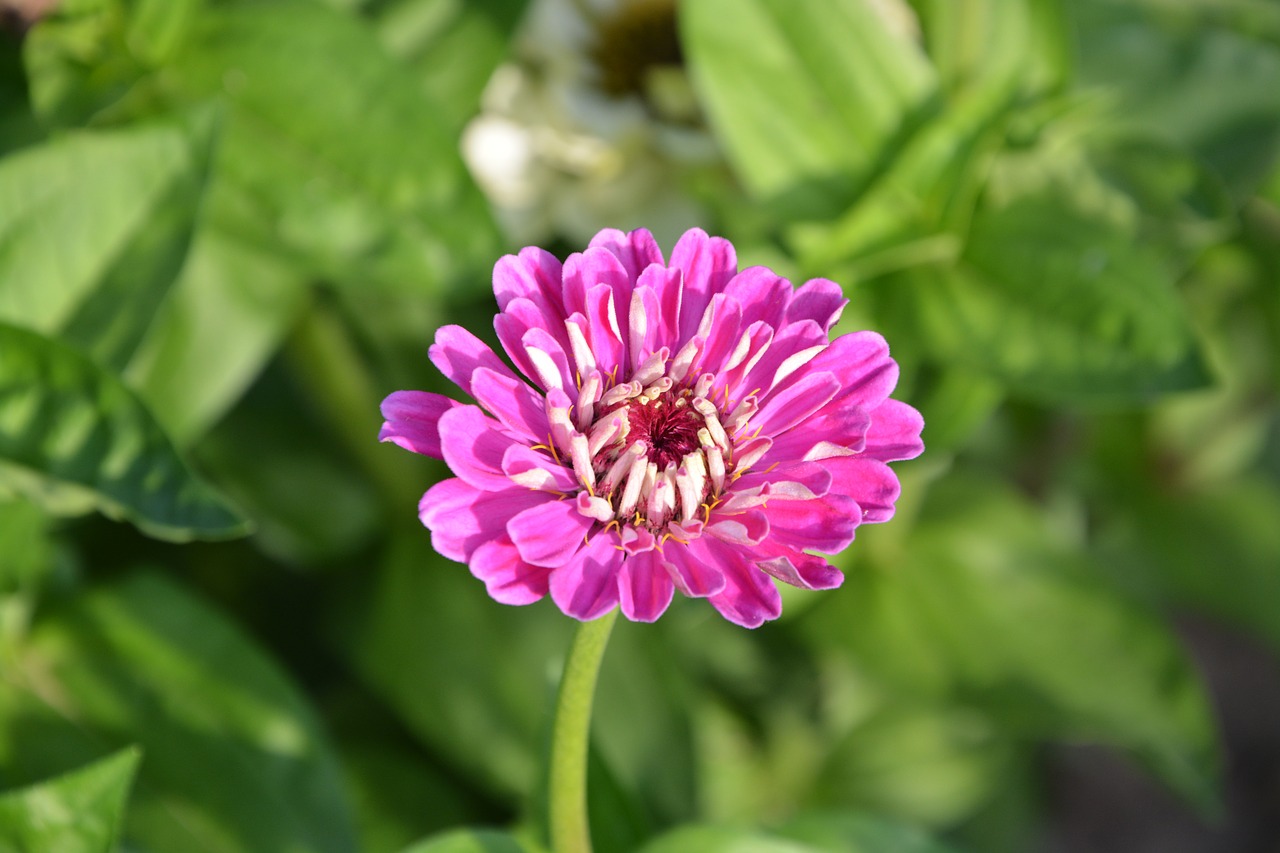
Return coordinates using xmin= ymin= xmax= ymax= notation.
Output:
xmin=548 ymin=609 xmax=618 ymax=853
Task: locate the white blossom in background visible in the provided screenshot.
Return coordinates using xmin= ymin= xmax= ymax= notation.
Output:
xmin=462 ymin=0 xmax=718 ymax=248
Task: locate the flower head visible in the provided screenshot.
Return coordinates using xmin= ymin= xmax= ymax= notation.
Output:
xmin=380 ymin=228 xmax=923 ymax=627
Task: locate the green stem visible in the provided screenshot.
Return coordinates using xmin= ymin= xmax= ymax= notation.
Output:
xmin=548 ymin=609 xmax=619 ymax=853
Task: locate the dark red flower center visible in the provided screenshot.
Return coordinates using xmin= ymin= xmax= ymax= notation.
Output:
xmin=624 ymin=392 xmax=703 ymax=468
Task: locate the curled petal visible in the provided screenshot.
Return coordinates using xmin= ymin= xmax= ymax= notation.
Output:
xmin=550 ymin=530 xmax=623 ymax=620
xmin=507 ymin=498 xmax=595 ymax=567
xmin=494 ymin=246 xmax=565 ymax=316
xmin=438 ymin=405 xmax=522 ymax=491
xmin=690 ymin=535 xmax=782 ymax=628
xmin=589 ymin=227 xmax=665 ymax=281
xmin=429 ymin=325 xmax=517 ymax=397
xmin=670 ymin=228 xmax=737 ymax=344
xmin=379 ymin=391 xmax=460 ymax=460
xmin=419 ymin=478 xmax=550 ymax=562
xmin=470 ymin=367 xmax=549 ymax=442
xmin=761 ymin=493 xmax=860 ymax=554
xmin=660 ymin=539 xmax=726 ymax=598
xmin=787 ymin=277 xmax=847 ymax=331
xmin=469 ymin=534 xmax=552 ymax=605
xmin=864 ymin=398 xmax=925 ymax=462
xmin=617 ymin=550 xmax=675 ymax=622
xmin=752 ymin=543 xmax=844 ymax=590
xmin=825 ymin=456 xmax=902 ymax=523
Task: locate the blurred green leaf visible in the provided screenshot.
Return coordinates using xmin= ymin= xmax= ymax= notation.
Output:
xmin=124 ymin=225 xmax=308 ymax=445
xmin=0 ymin=746 xmax=139 ymax=853
xmin=0 ymin=499 xmax=53 ymax=595
xmin=0 ymin=572 xmax=358 ymax=853
xmin=0 ymin=109 xmax=215 ymax=350
xmin=778 ymin=811 xmax=963 ymax=853
xmin=638 ymin=824 xmax=821 ymax=853
xmin=1072 ymin=0 xmax=1280 ymax=201
xmin=682 ymin=0 xmax=936 ymax=218
xmin=398 ymin=827 xmax=541 ymax=853
xmin=809 ymin=478 xmax=1220 ymax=812
xmin=897 ymin=192 xmax=1212 ymax=402
xmin=345 ymin=534 xmax=572 ymax=796
xmin=0 ymin=323 xmax=247 ymax=540
xmin=921 ymin=0 xmax=1069 ymax=98
xmin=164 ymin=0 xmax=497 ymax=291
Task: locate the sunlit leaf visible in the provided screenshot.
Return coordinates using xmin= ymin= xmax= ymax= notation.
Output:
xmin=638 ymin=824 xmax=821 ymax=853
xmin=0 ymin=109 xmax=216 ymax=356
xmin=778 ymin=810 xmax=964 ymax=853
xmin=0 ymin=572 xmax=359 ymax=853
xmin=809 ymin=478 xmax=1220 ymax=812
xmin=0 ymin=323 xmax=247 ymax=540
xmin=0 ymin=747 xmax=139 ymax=853
xmin=397 ymin=827 xmax=541 ymax=853
xmin=682 ymin=0 xmax=935 ymax=217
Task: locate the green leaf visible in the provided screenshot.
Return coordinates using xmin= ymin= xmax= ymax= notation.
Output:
xmin=681 ymin=0 xmax=936 ymax=217
xmin=0 ymin=110 xmax=217 ymax=355
xmin=0 ymin=747 xmax=140 ymax=853
xmin=397 ymin=828 xmax=542 ymax=853
xmin=807 ymin=478 xmax=1220 ymax=812
xmin=0 ymin=572 xmax=359 ymax=853
xmin=124 ymin=225 xmax=308 ymax=445
xmin=898 ymin=193 xmax=1212 ymax=402
xmin=0 ymin=322 xmax=247 ymax=541
xmin=165 ymin=0 xmax=498 ymax=291
xmin=0 ymin=498 xmax=54 ymax=595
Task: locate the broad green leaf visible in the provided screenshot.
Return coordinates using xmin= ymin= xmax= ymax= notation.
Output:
xmin=921 ymin=0 xmax=1070 ymax=99
xmin=398 ymin=828 xmax=541 ymax=853
xmin=806 ymin=478 xmax=1220 ymax=811
xmin=1071 ymin=0 xmax=1280 ymax=201
xmin=165 ymin=0 xmax=498 ymax=292
xmin=0 ymin=572 xmax=358 ymax=853
xmin=681 ymin=0 xmax=936 ymax=217
xmin=0 ymin=110 xmax=216 ymax=354
xmin=0 ymin=498 xmax=53 ymax=595
xmin=897 ymin=193 xmax=1212 ymax=402
xmin=0 ymin=323 xmax=246 ymax=540
xmin=124 ymin=225 xmax=308 ymax=445
xmin=0 ymin=747 xmax=139 ymax=853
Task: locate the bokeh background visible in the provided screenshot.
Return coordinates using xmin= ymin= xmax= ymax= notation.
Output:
xmin=1 ymin=1 xmax=1279 ymax=851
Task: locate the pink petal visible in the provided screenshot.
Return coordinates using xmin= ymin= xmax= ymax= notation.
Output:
xmin=724 ymin=266 xmax=792 ymax=331
xmin=470 ymin=367 xmax=549 ymax=443
xmin=437 ymin=405 xmax=522 ymax=491
xmin=588 ymin=227 xmax=666 ymax=281
xmin=493 ymin=246 xmax=565 ymax=316
xmin=787 ymin=278 xmax=847 ymax=331
xmin=760 ymin=402 xmax=871 ymax=467
xmin=418 ymin=478 xmax=550 ymax=562
xmin=804 ymin=331 xmax=899 ymax=410
xmin=378 ymin=391 xmax=460 ymax=460
xmin=706 ymin=509 xmax=769 ymax=546
xmin=617 ymin=550 xmax=675 ymax=622
xmin=824 ymin=457 xmax=901 ymax=522
xmin=752 ymin=371 xmax=842 ymax=437
xmin=584 ymin=283 xmax=626 ymax=376
xmin=494 ymin=296 xmax=573 ymax=388
xmin=660 ymin=539 xmax=727 ymax=598
xmin=501 ymin=444 xmax=577 ymax=492
xmin=725 ymin=461 xmax=833 ymax=511
xmin=563 ymin=246 xmax=632 ymax=328
xmin=751 ymin=542 xmax=844 ymax=590
xmin=429 ymin=325 xmax=518 ymax=397
xmin=760 ymin=493 xmax=860 ymax=554
xmin=469 ymin=533 xmax=552 ymax=605
xmin=689 ymin=293 xmax=743 ymax=377
xmin=507 ymin=498 xmax=595 ymax=567
xmin=549 ymin=529 xmax=622 ymax=620
xmin=864 ymin=398 xmax=925 ymax=462
xmin=669 ymin=228 xmax=737 ymax=344
xmin=688 ymin=535 xmax=782 ymax=628
xmin=738 ymin=319 xmax=827 ymax=396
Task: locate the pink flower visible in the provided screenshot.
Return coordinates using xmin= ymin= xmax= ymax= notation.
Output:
xmin=380 ymin=228 xmax=923 ymax=627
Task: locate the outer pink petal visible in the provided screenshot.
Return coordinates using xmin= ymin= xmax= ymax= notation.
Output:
xmin=724 ymin=266 xmax=792 ymax=331
xmin=429 ymin=325 xmax=518 ymax=397
xmin=588 ymin=227 xmax=665 ymax=281
xmin=418 ymin=478 xmax=551 ymax=562
xmin=670 ymin=228 xmax=737 ymax=345
xmin=550 ymin=530 xmax=623 ymax=620
xmin=760 ymin=493 xmax=860 ymax=554
xmin=801 ymin=331 xmax=899 ymax=411
xmin=617 ymin=550 xmax=675 ymax=622
xmin=470 ymin=367 xmax=549 ymax=443
xmin=379 ymin=390 xmax=461 ymax=460
xmin=659 ymin=540 xmax=726 ymax=597
xmin=689 ymin=535 xmax=782 ymax=628
xmin=437 ymin=405 xmax=521 ymax=491
xmin=469 ymin=533 xmax=552 ymax=604
xmin=787 ymin=278 xmax=847 ymax=331
xmin=864 ymin=399 xmax=925 ymax=462
xmin=752 ymin=371 xmax=842 ymax=437
xmin=761 ymin=402 xmax=870 ymax=466
xmin=824 ymin=456 xmax=902 ymax=523
xmin=507 ymin=498 xmax=595 ymax=567
xmin=563 ymin=246 xmax=633 ymax=328
xmin=689 ymin=293 xmax=743 ymax=378
xmin=750 ymin=542 xmax=844 ymax=590
xmin=494 ymin=246 xmax=565 ymax=316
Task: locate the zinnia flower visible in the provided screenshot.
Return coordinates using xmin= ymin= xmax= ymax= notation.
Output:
xmin=380 ymin=228 xmax=923 ymax=627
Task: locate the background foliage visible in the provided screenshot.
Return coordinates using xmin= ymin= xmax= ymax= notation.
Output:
xmin=1 ymin=0 xmax=1279 ymax=851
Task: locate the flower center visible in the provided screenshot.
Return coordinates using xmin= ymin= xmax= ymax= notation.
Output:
xmin=621 ymin=391 xmax=702 ymax=468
